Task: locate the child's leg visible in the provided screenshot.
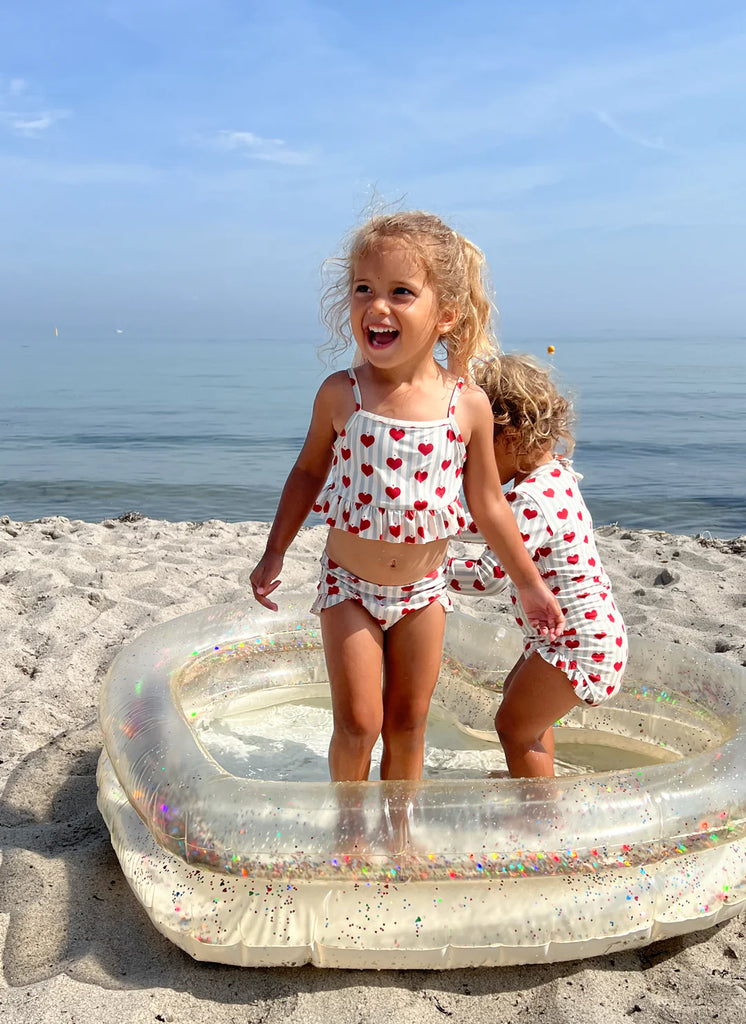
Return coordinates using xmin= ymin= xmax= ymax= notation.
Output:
xmin=380 ymin=601 xmax=447 ymax=781
xmin=495 ymin=653 xmax=582 ymax=778
xmin=500 ymin=655 xmax=555 ymax=765
xmin=320 ymin=600 xmax=385 ymax=782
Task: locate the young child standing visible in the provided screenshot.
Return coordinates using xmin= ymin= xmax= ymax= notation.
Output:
xmin=250 ymin=213 xmax=565 ymax=783
xmin=447 ymin=354 xmax=627 ymax=778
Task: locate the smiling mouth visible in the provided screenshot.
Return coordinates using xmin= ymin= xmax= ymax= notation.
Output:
xmin=367 ymin=326 xmax=399 ymax=347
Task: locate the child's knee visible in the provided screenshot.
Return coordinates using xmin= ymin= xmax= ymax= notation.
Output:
xmin=495 ymin=706 xmax=533 ymax=746
xmin=335 ymin=713 xmax=382 ymax=751
xmin=381 ymin=712 xmax=428 ymax=747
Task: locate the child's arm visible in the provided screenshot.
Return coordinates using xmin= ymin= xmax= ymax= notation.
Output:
xmin=459 ymin=388 xmax=565 ymax=638
xmin=250 ymin=376 xmax=340 ymax=610
xmin=446 ymin=548 xmax=508 ymax=594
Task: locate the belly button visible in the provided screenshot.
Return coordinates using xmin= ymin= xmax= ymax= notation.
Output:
xmin=389 ymin=559 xmax=397 ymax=569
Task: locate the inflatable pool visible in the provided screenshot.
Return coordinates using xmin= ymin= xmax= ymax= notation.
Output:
xmin=97 ymin=593 xmax=746 ymax=968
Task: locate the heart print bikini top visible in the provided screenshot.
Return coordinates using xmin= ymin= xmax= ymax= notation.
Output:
xmin=312 ymin=368 xmax=468 ymax=543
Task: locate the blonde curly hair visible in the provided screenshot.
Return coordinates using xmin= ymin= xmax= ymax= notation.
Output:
xmin=320 ymin=210 xmax=498 ymax=374
xmin=474 ymin=353 xmax=576 ymax=465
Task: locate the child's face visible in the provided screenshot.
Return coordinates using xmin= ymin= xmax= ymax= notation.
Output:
xmin=350 ymin=241 xmax=454 ymax=368
xmin=493 ymin=432 xmax=520 ymax=485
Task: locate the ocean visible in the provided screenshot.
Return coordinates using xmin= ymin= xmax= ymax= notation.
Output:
xmin=2 ymin=333 xmax=744 ymax=538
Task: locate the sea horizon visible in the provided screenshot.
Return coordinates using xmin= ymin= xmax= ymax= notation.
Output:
xmin=2 ymin=332 xmax=744 ymax=539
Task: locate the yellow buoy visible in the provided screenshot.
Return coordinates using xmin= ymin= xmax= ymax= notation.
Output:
xmin=547 ymin=345 xmax=555 ymax=354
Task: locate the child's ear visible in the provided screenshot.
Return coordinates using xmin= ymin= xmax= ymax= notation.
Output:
xmin=437 ymin=306 xmax=459 ymax=335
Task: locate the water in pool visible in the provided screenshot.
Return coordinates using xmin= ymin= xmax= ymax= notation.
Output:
xmin=196 ymin=693 xmax=670 ymax=781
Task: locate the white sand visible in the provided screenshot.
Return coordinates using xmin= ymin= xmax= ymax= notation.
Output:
xmin=1 ymin=515 xmax=745 ymax=1023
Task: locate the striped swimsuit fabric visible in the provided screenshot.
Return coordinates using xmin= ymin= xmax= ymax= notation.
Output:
xmin=312 ymin=369 xmax=468 ymax=543
xmin=311 ymin=553 xmax=452 ymax=630
xmin=447 ymin=459 xmax=627 ymax=707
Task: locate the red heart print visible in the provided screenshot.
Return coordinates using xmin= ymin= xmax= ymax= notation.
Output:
xmin=358 ymin=492 xmax=372 ymax=504
xmin=385 ymin=485 xmax=401 ymax=499
xmin=567 ymin=554 xmax=579 ymax=565
xmin=361 ymin=464 xmax=373 ymax=477
xmin=418 ymin=442 xmax=434 ymax=455
xmin=414 ymin=470 xmax=428 ymax=482
xmin=523 ymin=509 xmax=538 ymax=520
xmin=387 ymin=457 xmax=402 ymax=470
xmin=325 ymin=574 xmax=337 ymax=584
xmin=447 ymin=428 xmax=456 ymax=442
xmin=473 ymin=580 xmax=486 ymax=591
xmin=584 ymin=609 xmax=598 ymax=620
xmin=341 ymin=448 xmax=351 ymax=460
xmin=417 ymin=526 xmax=426 ymax=539
xmin=594 ymin=632 xmax=607 ymax=640
xmin=515 ymin=617 xmax=524 ymax=626
xmin=565 ymin=639 xmax=580 ymax=649
xmin=405 ymin=510 xmax=415 ymax=520
xmin=342 ymin=475 xmax=350 ymax=488
xmin=390 ymin=428 xmax=405 ymax=441
xmin=614 ymin=661 xmax=623 ymax=672
xmin=606 ymin=684 xmax=615 ymax=694
xmin=557 ymin=509 xmax=568 ymax=520
xmin=414 ymin=499 xmax=428 ymax=510
xmin=455 ymin=466 xmax=462 ymax=476
xmin=551 ymin=468 xmax=561 ymax=477
xmin=342 ymin=509 xmax=350 ymax=522
xmin=389 ymin=524 xmax=401 ymax=537
xmin=348 ymin=525 xmax=359 ymax=534
xmin=327 ymin=585 xmax=340 ymax=595
xmin=404 ymin=536 xmax=416 ymax=543
xmin=539 ymin=546 xmax=552 ymax=557
xmin=543 ymin=488 xmax=555 ymax=497
xmin=588 ymin=557 xmax=596 ymax=567
xmin=592 ymin=652 xmax=605 ymax=662
xmin=566 ymin=488 xmax=573 ymax=497
xmin=493 ymin=566 xmax=506 ymax=578
xmin=436 ymin=486 xmax=446 ymax=498
xmin=361 ymin=434 xmax=375 ymax=447
xmin=551 ymin=586 xmax=561 ymax=595
xmin=442 ymin=459 xmax=452 ymax=470
xmin=615 ymin=637 xmax=623 ymax=647
xmin=360 ymin=519 xmax=371 ymax=530
xmin=564 ymin=532 xmax=575 ymax=542
xmin=521 ymin=532 xmax=530 ymax=542
xmin=569 ymin=660 xmax=577 ymax=671
xmin=589 ymin=673 xmax=601 ymax=683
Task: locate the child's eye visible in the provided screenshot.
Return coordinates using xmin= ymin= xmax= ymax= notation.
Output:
xmin=393 ymin=286 xmax=413 ymax=296
xmin=353 ymin=284 xmax=371 ymax=294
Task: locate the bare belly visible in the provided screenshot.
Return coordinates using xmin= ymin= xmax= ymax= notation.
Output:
xmin=325 ymin=529 xmax=449 ymax=586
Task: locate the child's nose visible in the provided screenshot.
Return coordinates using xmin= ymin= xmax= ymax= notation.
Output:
xmin=370 ymin=294 xmax=390 ymax=314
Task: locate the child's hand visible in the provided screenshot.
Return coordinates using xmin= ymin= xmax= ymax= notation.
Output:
xmin=250 ymin=551 xmax=284 ymax=611
xmin=517 ymin=582 xmax=566 ymax=642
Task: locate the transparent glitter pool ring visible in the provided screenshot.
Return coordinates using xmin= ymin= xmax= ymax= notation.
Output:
xmin=97 ymin=593 xmax=746 ymax=968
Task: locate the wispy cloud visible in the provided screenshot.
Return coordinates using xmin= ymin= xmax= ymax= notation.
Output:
xmin=595 ymin=110 xmax=669 ymax=151
xmin=0 ymin=77 xmax=70 ymax=136
xmin=211 ymin=130 xmax=312 ymax=165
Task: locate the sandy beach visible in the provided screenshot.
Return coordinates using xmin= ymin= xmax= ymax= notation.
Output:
xmin=1 ymin=514 xmax=745 ymax=1023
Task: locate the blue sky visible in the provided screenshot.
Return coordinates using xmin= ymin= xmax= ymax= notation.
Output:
xmin=1 ymin=0 xmax=745 ymax=342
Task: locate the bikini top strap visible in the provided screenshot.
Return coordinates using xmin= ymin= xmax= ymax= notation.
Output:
xmin=448 ymin=377 xmax=465 ymax=417
xmin=347 ymin=368 xmax=363 ymax=411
